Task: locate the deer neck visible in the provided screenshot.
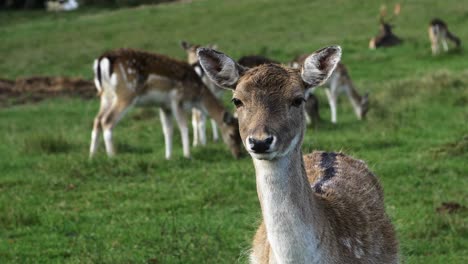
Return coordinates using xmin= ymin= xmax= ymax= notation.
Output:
xmin=198 ymin=87 xmax=227 ymax=126
xmin=253 ymin=146 xmax=331 ymax=263
xmin=343 ymin=79 xmax=363 ymax=118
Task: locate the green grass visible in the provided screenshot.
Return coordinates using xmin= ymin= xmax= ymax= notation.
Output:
xmin=0 ymin=0 xmax=467 ymax=263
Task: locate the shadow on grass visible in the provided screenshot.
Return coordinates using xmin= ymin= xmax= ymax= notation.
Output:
xmin=115 ymin=142 xmax=153 ymax=154
xmin=0 ymin=206 xmax=41 ymax=230
xmin=21 ymin=134 xmax=73 ymax=154
xmin=430 ymin=135 xmax=468 ymax=158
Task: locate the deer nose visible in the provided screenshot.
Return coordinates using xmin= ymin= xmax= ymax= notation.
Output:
xmin=248 ymin=136 xmax=275 ymax=153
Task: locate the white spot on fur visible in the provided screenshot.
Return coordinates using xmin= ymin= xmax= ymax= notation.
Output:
xmin=110 ymin=73 xmax=118 ymax=87
xmin=134 ymin=90 xmax=170 ymax=107
xmin=354 ymin=247 xmax=364 ymax=259
xmin=194 ymin=65 xmax=203 ymax=77
xmin=99 ymin=58 xmax=111 ymax=83
xmin=127 ymin=67 xmax=135 ymax=75
xmin=291 ymin=62 xmax=300 ymax=69
xmin=356 ymin=238 xmax=363 ymax=246
xmin=147 ymin=74 xmax=171 ymax=82
xmin=340 ymin=238 xmax=352 ymax=249
xmin=92 ymin=59 xmax=102 ymax=93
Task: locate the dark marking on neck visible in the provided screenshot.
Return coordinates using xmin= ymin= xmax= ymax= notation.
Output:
xmin=314 ymin=152 xmax=338 ymax=194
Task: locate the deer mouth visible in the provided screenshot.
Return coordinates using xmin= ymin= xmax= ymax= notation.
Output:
xmin=249 ymin=151 xmax=277 ymax=160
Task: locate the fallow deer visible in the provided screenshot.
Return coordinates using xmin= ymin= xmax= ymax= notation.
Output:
xmin=292 ymin=55 xmax=369 ymax=124
xmin=180 ymin=41 xmax=224 ymax=147
xmin=89 ymin=48 xmax=242 ymax=159
xmin=428 ymin=18 xmax=461 ymax=55
xmin=198 ymin=46 xmax=398 ymax=263
xmin=369 ymin=4 xmax=402 ymax=49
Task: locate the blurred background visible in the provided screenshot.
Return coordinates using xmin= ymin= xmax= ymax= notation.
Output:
xmin=0 ymin=0 xmax=466 ymax=263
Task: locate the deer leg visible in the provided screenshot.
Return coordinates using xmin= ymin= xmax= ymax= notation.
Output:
xmin=89 ymin=95 xmax=113 ymax=158
xmin=325 ymin=89 xmax=338 ymax=124
xmin=442 ymin=39 xmax=449 ymax=52
xmin=171 ymin=100 xmax=191 ymax=159
xmin=343 ymin=84 xmax=362 ymax=120
xmin=100 ymin=98 xmax=133 ymax=157
xmin=192 ymin=108 xmax=199 ymax=147
xmin=198 ymin=112 xmax=207 ymax=146
xmin=160 ymin=108 xmax=174 ymax=160
xmin=431 ymin=42 xmax=438 ymax=55
xmin=211 ymin=119 xmax=219 ymax=142
xmin=192 ymin=108 xmax=206 ymax=146
xmin=305 ymin=109 xmax=312 ymax=125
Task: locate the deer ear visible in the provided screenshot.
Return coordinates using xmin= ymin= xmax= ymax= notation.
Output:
xmin=197 ymin=48 xmax=247 ymax=90
xmin=180 ymin=40 xmax=191 ymax=50
xmin=301 ymin=46 xmax=341 ymax=89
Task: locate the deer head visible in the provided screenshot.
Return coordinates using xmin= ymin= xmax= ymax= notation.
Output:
xmin=379 ymin=3 xmax=401 ymax=32
xmin=180 ymin=40 xmax=217 ymax=66
xmin=198 ymin=46 xmax=341 ymax=160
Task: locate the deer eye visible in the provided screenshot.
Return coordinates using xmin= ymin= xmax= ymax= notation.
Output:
xmin=231 ymin=98 xmax=243 ymax=108
xmin=291 ymin=97 xmax=305 ymax=107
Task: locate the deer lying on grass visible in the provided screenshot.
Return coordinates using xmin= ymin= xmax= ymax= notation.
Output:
xmin=292 ymin=55 xmax=369 ymax=124
xmin=428 ymin=18 xmax=461 ymax=55
xmin=180 ymin=41 xmax=224 ymax=147
xmin=198 ymin=46 xmax=398 ymax=263
xmin=89 ymin=48 xmax=242 ymax=159
xmin=369 ymin=4 xmax=402 ymax=49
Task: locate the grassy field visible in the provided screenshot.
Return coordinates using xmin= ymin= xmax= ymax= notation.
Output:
xmin=0 ymin=0 xmax=467 ymax=263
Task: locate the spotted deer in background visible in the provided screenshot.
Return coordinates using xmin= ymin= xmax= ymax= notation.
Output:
xmin=180 ymin=41 xmax=224 ymax=147
xmin=428 ymin=18 xmax=461 ymax=55
xmin=90 ymin=48 xmax=242 ymax=159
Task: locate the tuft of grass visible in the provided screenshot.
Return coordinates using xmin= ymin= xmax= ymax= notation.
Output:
xmin=431 ymin=135 xmax=468 ymax=158
xmin=21 ymin=134 xmax=74 ymax=154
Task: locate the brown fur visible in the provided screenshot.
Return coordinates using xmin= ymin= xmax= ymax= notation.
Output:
xmin=99 ymin=48 xmax=202 ymax=94
xmin=90 ymin=48 xmax=242 ymax=158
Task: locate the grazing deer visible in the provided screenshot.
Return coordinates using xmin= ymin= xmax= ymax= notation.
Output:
xmin=89 ymin=48 xmax=242 ymax=159
xmin=180 ymin=41 xmax=224 ymax=147
xmin=428 ymin=18 xmax=461 ymax=55
xmin=292 ymin=55 xmax=369 ymax=124
xmin=198 ymin=46 xmax=398 ymax=264
xmin=369 ymin=4 xmax=402 ymax=49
